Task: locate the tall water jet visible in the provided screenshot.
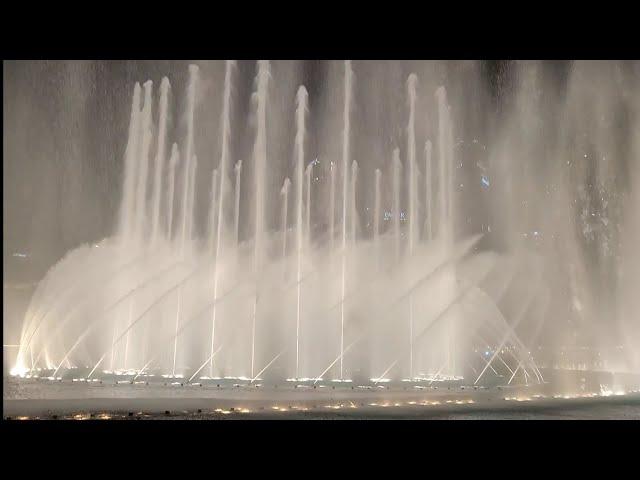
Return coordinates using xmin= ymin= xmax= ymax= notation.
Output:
xmin=180 ymin=65 xmax=199 ymax=255
xmin=166 ymin=143 xmax=179 ymax=240
xmin=424 ymin=140 xmax=433 ymax=241
xmin=407 ymin=73 xmax=418 ymax=379
xmin=294 ymin=85 xmax=307 ymax=379
xmin=436 ymin=87 xmax=453 ymax=242
xmin=251 ymin=60 xmax=270 ymax=378
xmin=340 ymin=60 xmax=353 ymax=380
xmin=217 ymin=60 xmax=235 ymax=230
xmin=126 ymin=81 xmax=152 ymax=370
xmin=173 ymin=65 xmax=199 ymax=377
xmin=305 ymin=162 xmax=313 ymax=247
xmin=252 ymin=61 xmax=270 ymax=271
xmin=207 ymin=167 xmax=220 ymax=376
xmin=134 ymin=81 xmax=153 ymax=240
xmin=208 ymin=169 xmax=219 ymax=254
xmin=119 ymin=83 xmax=141 ymax=241
xmin=233 ymin=160 xmax=242 ymax=251
xmin=328 ymin=158 xmax=337 ymax=375
xmin=407 ymin=73 xmax=418 ymax=249
xmin=350 ymin=160 xmax=358 ymax=246
xmin=392 ymin=148 xmax=402 ymax=261
xmin=374 ymin=168 xmax=382 ymax=270
xmin=150 ymin=78 xmax=170 ymax=245
xmin=281 ymin=178 xmax=290 ymax=260
xmin=329 ymin=162 xmax=336 ymax=254
xmin=209 ymin=60 xmax=235 ymax=377
xmin=187 ymin=155 xmax=198 ymax=240
xmin=436 ymin=86 xmax=456 ymax=375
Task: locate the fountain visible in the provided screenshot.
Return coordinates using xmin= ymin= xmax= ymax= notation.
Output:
xmin=7 ymin=61 xmax=640 ymax=409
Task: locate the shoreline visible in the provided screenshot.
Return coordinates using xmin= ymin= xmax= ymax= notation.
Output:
xmin=5 ymin=377 xmax=640 ymax=419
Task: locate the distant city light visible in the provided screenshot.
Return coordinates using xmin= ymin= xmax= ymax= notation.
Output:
xmin=384 ymin=211 xmax=407 ymax=221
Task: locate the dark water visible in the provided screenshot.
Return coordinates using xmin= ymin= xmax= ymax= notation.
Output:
xmin=6 ymin=404 xmax=640 ymax=420
xmin=128 ymin=403 xmax=640 ymax=420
